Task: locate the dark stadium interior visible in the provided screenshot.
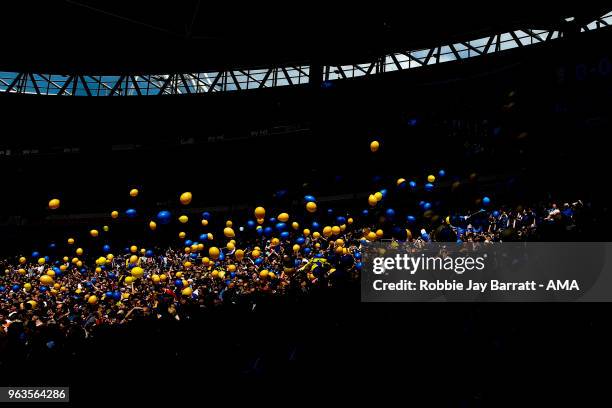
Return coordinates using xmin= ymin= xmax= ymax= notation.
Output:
xmin=1 ymin=4 xmax=612 ymax=405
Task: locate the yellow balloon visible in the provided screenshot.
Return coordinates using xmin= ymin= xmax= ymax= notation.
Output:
xmin=131 ymin=266 xmax=144 ymax=278
xmin=90 ymin=229 xmax=99 ymax=237
xmin=226 ymin=220 xmax=233 ymax=227
xmin=251 ymin=249 xmax=261 ymax=258
xmin=180 ymin=192 xmax=193 ymax=205
xmin=348 ymin=218 xmax=353 ymax=225
xmin=303 ymin=229 xmax=311 ymax=237
xmin=40 ymin=275 xmax=54 ymax=285
xmin=179 ymin=215 xmax=188 ymax=224
xmin=152 ymin=274 xmax=160 ymax=283
xmin=130 ymin=188 xmax=139 ymax=197
xmin=47 ymin=269 xmax=56 ymax=277
xmin=367 ymin=231 xmax=377 ymax=241
xmin=228 ymin=264 xmax=236 ymax=272
xmin=293 ymin=244 xmax=300 ymax=253
xmin=224 ymin=227 xmax=235 ymax=238
xmin=332 ymin=226 xmax=341 ymax=236
xmin=24 ymin=283 xmax=32 ymax=291
xmin=427 ymin=175 xmax=436 ymax=183
xmin=179 ymin=231 xmax=186 ymax=239
xmin=374 ymin=192 xmax=383 ymax=201
xmin=227 ymin=242 xmax=235 ymax=251
xmin=259 ymin=270 xmax=269 ymax=279
xmin=306 ymin=201 xmax=317 ymax=213
xmin=27 ymin=300 xmax=38 ymax=309
xmin=217 ymin=271 xmax=225 ymax=280
xmin=95 ymin=267 xmax=102 ymax=273
xmin=125 ymin=276 xmax=134 ymax=284
xmin=37 ymin=257 xmax=46 ymax=265
xmin=335 ymin=239 xmax=345 ymax=247
xmin=18 ymin=268 xmax=26 ymax=275
xmin=201 ymin=219 xmax=209 ymax=227
xmin=202 ymin=257 xmax=210 ymax=265
xmin=103 ymin=225 xmax=109 ymax=232
xmin=107 ymin=254 xmax=114 ymax=260
xmin=76 ymin=261 xmax=83 ymax=268
xmin=48 ymin=198 xmax=60 ymax=210
xmin=183 ymin=261 xmax=192 ymax=268
xmin=292 ymin=222 xmax=299 ymax=230
xmin=209 ymin=247 xmax=220 ymax=259
xmin=211 ymin=270 xmax=219 ymax=278
xmin=271 ymin=238 xmax=279 ymax=246
xmin=111 ymin=210 xmax=119 ymax=219
xmin=368 ymin=195 xmax=378 ymax=207
xmin=370 ymin=140 xmax=380 ymax=152
xmin=396 ymin=178 xmax=406 ymax=186
xmin=149 ymin=221 xmax=157 ymax=230
xmin=181 ymin=287 xmax=193 ymax=296
xmin=235 ymin=249 xmax=244 ymax=261
xmin=208 ymin=233 xmax=213 ymax=241
xmin=19 ymin=256 xmax=26 ymax=264
xmin=254 ymin=206 xmax=266 ymax=219
xmin=376 ymin=229 xmax=384 ymax=238
xmin=277 ymin=213 xmax=289 ymax=222
xmin=445 ymin=216 xmax=451 ymax=224
xmin=160 ymin=274 xmax=167 ymax=281
xmin=130 ymin=246 xmax=137 ymax=253
xmin=129 ymin=255 xmax=138 ymax=264
xmin=323 ymin=226 xmax=332 ymax=237
xmin=313 ymin=231 xmax=321 ymax=239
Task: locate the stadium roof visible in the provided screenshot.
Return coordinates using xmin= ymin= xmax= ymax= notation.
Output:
xmin=0 ymin=2 xmax=608 ymax=74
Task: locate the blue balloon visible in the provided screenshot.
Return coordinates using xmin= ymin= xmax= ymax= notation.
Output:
xmin=256 ymin=228 xmax=263 ymax=236
xmin=385 ymin=208 xmax=395 ymax=218
xmin=0 ymin=286 xmax=5 ymax=292
xmin=247 ymin=220 xmax=255 ymax=228
xmin=85 ymin=282 xmax=92 ymax=288
xmin=202 ymin=211 xmax=211 ymax=220
xmin=198 ymin=234 xmax=207 ymax=241
xmin=91 ymin=278 xmax=97 ymax=284
xmin=254 ymin=258 xmax=263 ymax=265
xmin=185 ymin=239 xmax=193 ymax=246
xmin=294 ymin=259 xmax=301 ymax=267
xmin=356 ymin=262 xmax=363 ymax=269
xmin=174 ymin=279 xmax=183 ymax=287
xmin=53 ymin=267 xmax=60 ymax=273
xmin=105 ymin=291 xmax=113 ymax=298
xmin=424 ymin=183 xmax=434 ymax=191
xmin=113 ymin=291 xmax=121 ymax=300
xmin=296 ymin=237 xmax=305 ymax=244
xmin=409 ymin=181 xmax=417 ymax=188
xmin=145 ymin=250 xmax=154 ymax=257
xmin=12 ymin=284 xmax=20 ymax=291
xmin=327 ymin=208 xmax=333 ymax=215
xmin=336 ymin=216 xmax=346 ymax=224
xmin=49 ymin=242 xmax=56 ymax=249
xmin=219 ymin=252 xmax=225 ymax=261
xmin=362 ymin=209 xmax=369 ymax=216
xmin=354 ymin=252 xmax=362 ymax=260
xmin=268 ymin=217 xmax=276 ymax=223
xmin=492 ymin=210 xmax=500 ymax=217
xmin=303 ymin=247 xmax=311 ymax=254
xmin=32 ymin=251 xmax=40 ymax=258
xmin=125 ymin=208 xmax=137 ymax=218
xmin=312 ymin=221 xmax=320 ymax=230
xmin=264 ymin=227 xmax=273 ymax=236
xmin=304 ymin=195 xmax=316 ymax=203
xmin=423 ymin=202 xmax=432 ymax=210
xmin=40 ymin=286 xmax=48 ymax=292
xmin=103 ymin=245 xmax=111 ymax=253
xmin=230 ymin=272 xmax=236 ymax=278
xmin=190 ymin=253 xmax=197 ymax=259
xmin=380 ymin=189 xmax=388 ymax=198
xmin=438 ymin=169 xmax=446 ymax=177
xmin=276 ymin=222 xmax=287 ymax=231
xmin=108 ymin=272 xmax=116 ymax=279
xmin=483 ymin=196 xmax=491 ymax=205
xmin=407 ymin=215 xmax=416 ymax=223
xmin=280 ymin=231 xmax=290 ymax=238
xmin=157 ymin=210 xmax=172 ymax=224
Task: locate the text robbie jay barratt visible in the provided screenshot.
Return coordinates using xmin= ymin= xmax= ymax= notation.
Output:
xmin=372 ymin=279 xmax=581 ymax=292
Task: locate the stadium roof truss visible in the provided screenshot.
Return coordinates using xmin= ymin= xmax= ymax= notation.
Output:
xmin=1 ymin=10 xmax=610 ymax=96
